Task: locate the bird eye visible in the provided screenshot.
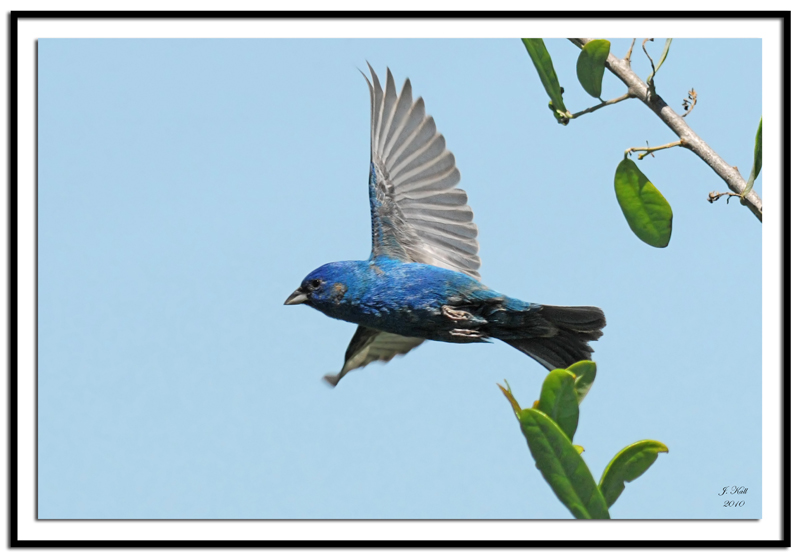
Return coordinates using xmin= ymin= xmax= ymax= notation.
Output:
xmin=309 ymin=279 xmax=322 ymax=290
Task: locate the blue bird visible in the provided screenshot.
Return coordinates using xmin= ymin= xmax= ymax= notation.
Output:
xmin=285 ymin=65 xmax=605 ymax=386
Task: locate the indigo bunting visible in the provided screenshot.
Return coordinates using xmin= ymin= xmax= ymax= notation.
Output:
xmin=286 ymin=64 xmax=605 ymax=386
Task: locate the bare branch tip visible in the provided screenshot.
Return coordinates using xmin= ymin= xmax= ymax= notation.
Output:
xmin=623 ymin=38 xmax=636 ymax=62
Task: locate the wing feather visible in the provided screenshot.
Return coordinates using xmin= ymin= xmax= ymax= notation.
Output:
xmin=385 ymin=99 xmax=427 ymax=168
xmin=394 ymin=172 xmax=463 ymax=199
xmin=324 ymin=326 xmax=425 ymax=387
xmin=377 ymin=70 xmax=398 ymax=154
xmin=382 ymin=79 xmax=413 ymax=157
xmin=366 ymin=63 xmax=481 ymax=280
xmin=391 ymin=132 xmax=445 ymax=177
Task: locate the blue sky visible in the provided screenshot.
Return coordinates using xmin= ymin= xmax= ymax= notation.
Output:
xmin=37 ymin=38 xmax=761 ymax=520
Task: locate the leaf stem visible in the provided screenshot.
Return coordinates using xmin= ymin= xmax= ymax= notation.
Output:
xmin=625 ymin=139 xmax=684 ymax=160
xmin=642 ymin=38 xmax=656 ymax=77
xmin=569 ymin=93 xmax=631 ymax=119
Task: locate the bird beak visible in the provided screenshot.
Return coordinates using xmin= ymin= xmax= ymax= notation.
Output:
xmin=284 ymin=288 xmax=308 ymax=306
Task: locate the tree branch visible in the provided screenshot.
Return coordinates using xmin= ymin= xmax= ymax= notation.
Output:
xmin=568 ymin=38 xmax=762 ymax=222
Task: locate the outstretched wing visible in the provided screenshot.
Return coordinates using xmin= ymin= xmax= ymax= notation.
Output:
xmin=328 ymin=65 xmax=482 ymax=386
xmin=324 ymin=326 xmax=425 ymax=387
xmin=364 ymin=63 xmax=481 ymax=280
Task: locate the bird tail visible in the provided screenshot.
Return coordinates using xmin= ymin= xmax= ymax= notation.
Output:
xmin=501 ymin=305 xmax=606 ymax=370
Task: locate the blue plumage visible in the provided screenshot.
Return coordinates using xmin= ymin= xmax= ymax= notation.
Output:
xmin=295 ymin=256 xmax=529 ymax=342
xmin=285 ymin=65 xmax=605 ymax=386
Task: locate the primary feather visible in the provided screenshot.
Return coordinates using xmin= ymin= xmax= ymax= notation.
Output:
xmin=363 ymin=63 xmax=481 ymax=279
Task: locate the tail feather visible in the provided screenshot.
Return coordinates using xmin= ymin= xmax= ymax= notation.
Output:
xmin=502 ymin=305 xmax=606 ymax=370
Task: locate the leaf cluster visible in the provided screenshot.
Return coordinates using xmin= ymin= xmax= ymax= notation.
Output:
xmin=499 ymin=362 xmax=668 ymax=519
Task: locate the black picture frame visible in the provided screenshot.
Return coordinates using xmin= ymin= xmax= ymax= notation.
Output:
xmin=9 ymin=10 xmax=790 ymax=548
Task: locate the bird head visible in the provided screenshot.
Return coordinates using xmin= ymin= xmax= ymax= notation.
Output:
xmin=284 ymin=262 xmax=356 ymax=309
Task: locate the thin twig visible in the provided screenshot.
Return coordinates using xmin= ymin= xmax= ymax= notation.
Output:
xmin=569 ymin=93 xmax=631 ymax=119
xmin=567 ymin=38 xmax=762 ymax=221
xmin=626 ymin=139 xmax=684 ymax=160
xmin=623 ymin=38 xmax=636 ymax=62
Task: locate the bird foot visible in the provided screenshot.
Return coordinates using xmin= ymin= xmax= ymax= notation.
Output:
xmin=442 ymin=305 xmax=487 ymax=326
xmin=442 ymin=305 xmax=472 ymax=321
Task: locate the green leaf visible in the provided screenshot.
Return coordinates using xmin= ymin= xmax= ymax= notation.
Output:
xmin=742 ymin=117 xmax=762 ymax=198
xmin=599 ymin=440 xmax=669 ymax=508
xmin=753 ymin=117 xmax=763 ymax=179
xmin=536 ymin=369 xmax=579 ymax=441
xmin=646 ymin=38 xmax=673 ymax=83
xmin=614 ymin=158 xmax=673 ymax=248
xmin=567 ymin=361 xmax=597 ymax=405
xmin=522 ymin=38 xmax=569 ymax=124
xmin=576 ymin=39 xmax=610 ymax=99
xmin=654 ymin=39 xmax=672 ymax=74
xmin=497 ymin=380 xmax=522 ymax=420
xmin=519 ymin=409 xmax=609 ymax=519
